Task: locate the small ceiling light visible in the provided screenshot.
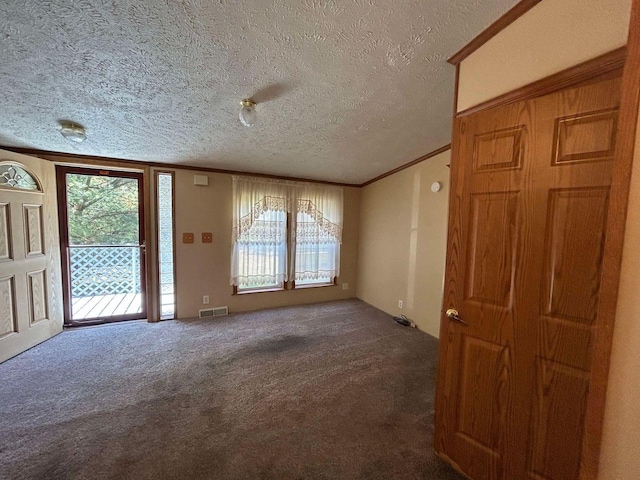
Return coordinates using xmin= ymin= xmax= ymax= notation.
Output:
xmin=59 ymin=123 xmax=87 ymax=143
xmin=239 ymin=99 xmax=257 ymax=127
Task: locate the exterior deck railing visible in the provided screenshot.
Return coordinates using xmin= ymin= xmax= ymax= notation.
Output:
xmin=69 ymin=245 xmax=142 ymax=298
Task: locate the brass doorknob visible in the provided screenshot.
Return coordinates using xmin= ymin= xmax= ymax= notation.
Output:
xmin=445 ymin=308 xmax=467 ymax=325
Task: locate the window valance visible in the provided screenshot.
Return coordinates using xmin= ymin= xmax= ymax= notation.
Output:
xmin=231 ymin=176 xmax=343 ymax=243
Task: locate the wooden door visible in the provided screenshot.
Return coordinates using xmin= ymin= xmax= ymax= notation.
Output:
xmin=0 ymin=155 xmax=63 ymax=363
xmin=435 ymin=74 xmax=622 ymax=479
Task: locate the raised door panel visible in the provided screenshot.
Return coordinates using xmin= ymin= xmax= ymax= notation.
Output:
xmin=0 ymin=203 xmax=11 ymax=261
xmin=27 ymin=269 xmax=48 ymax=325
xmin=542 ymin=188 xmax=609 ymax=325
xmin=456 ymin=336 xmax=512 ymax=458
xmin=465 ymin=191 xmax=519 ymax=310
xmin=527 ymin=359 xmax=590 ymax=480
xmin=23 ymin=204 xmax=44 ymax=257
xmin=473 ymin=126 xmax=525 ymax=172
xmin=0 ymin=276 xmax=17 ymax=339
xmin=552 ymin=109 xmax=618 ymax=165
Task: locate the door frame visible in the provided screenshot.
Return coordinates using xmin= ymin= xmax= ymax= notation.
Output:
xmin=437 ymin=15 xmax=640 ymax=477
xmin=56 ymin=165 xmax=148 ymax=326
xmin=583 ymin=3 xmax=640 ymax=476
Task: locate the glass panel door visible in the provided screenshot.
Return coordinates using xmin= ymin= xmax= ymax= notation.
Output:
xmin=57 ymin=167 xmax=146 ymax=325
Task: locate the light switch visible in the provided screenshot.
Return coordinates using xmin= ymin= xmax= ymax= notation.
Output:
xmin=183 ymin=232 xmax=194 ymax=244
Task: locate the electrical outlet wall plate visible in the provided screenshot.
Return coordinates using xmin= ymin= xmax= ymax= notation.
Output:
xmin=202 ymin=232 xmax=212 ymax=243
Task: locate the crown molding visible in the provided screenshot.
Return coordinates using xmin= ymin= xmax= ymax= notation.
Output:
xmin=359 ymin=144 xmax=451 ymax=187
xmin=0 ymin=146 xmax=360 ymax=188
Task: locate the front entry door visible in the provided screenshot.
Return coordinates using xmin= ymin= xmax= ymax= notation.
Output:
xmin=57 ymin=167 xmax=147 ymax=325
xmin=0 ymin=153 xmax=63 ymax=363
xmin=435 ymin=74 xmax=621 ymax=479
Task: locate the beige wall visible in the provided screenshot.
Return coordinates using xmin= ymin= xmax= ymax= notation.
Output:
xmin=173 ymin=169 xmax=360 ymax=318
xmin=457 ymin=0 xmax=631 ymax=112
xmin=457 ymin=0 xmax=636 ymax=477
xmin=33 ymin=152 xmax=359 ymax=319
xmin=356 ymin=150 xmax=450 ymax=338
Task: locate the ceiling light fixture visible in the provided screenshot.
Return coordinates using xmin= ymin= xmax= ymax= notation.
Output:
xmin=59 ymin=123 xmax=87 ymax=143
xmin=239 ymin=99 xmax=257 ymax=127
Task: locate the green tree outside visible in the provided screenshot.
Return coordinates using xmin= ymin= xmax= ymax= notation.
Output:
xmin=66 ymin=173 xmax=139 ymax=245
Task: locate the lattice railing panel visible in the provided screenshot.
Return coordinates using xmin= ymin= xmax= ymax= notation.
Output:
xmin=70 ymin=246 xmax=141 ymax=298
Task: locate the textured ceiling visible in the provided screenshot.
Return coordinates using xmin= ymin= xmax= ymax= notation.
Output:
xmin=0 ymin=0 xmax=519 ymax=184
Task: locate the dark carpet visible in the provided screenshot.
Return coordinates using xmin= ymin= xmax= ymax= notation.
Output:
xmin=0 ymin=299 xmax=462 ymax=480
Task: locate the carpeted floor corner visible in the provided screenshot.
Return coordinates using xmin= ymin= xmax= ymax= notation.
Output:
xmin=0 ymin=299 xmax=463 ymax=480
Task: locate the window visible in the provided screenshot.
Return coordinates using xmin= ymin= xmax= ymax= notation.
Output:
xmin=292 ymin=192 xmax=342 ymax=287
xmin=231 ymin=176 xmax=343 ymax=292
xmin=233 ymin=204 xmax=287 ymax=291
xmin=156 ymin=172 xmax=176 ymax=319
xmin=0 ymin=162 xmax=41 ymax=191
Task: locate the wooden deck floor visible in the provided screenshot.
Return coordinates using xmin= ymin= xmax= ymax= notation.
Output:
xmin=72 ymin=293 xmax=143 ymax=320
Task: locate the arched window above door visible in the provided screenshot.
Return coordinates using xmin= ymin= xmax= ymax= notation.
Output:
xmin=0 ymin=162 xmax=42 ymax=192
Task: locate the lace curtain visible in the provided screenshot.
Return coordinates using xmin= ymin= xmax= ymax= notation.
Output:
xmin=231 ymin=176 xmax=343 ymax=287
xmin=291 ymin=183 xmax=343 ymax=283
xmin=231 ymin=177 xmax=289 ymax=288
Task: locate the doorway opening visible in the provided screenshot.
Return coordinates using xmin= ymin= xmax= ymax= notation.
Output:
xmin=57 ymin=166 xmax=146 ymax=325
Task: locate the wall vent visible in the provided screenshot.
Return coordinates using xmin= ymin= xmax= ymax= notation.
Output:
xmin=199 ymin=306 xmax=228 ymax=318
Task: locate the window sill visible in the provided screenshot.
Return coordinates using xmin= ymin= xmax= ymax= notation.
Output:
xmin=293 ymin=282 xmax=336 ymax=290
xmin=294 ymin=277 xmax=338 ymax=289
xmin=233 ymin=286 xmax=285 ymax=295
xmin=232 ymin=279 xmax=338 ymax=294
